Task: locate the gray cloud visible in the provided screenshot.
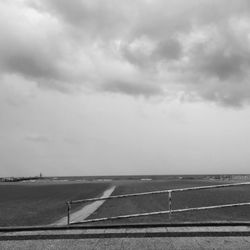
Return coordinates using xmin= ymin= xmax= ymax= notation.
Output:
xmin=154 ymin=39 xmax=182 ymax=61
xmin=102 ymin=80 xmax=162 ymax=97
xmin=121 ymin=37 xmax=182 ymax=68
xmin=1 ymin=0 xmax=250 ymax=106
xmin=41 ymin=0 xmax=133 ymax=39
xmin=25 ymin=134 xmax=51 ymax=143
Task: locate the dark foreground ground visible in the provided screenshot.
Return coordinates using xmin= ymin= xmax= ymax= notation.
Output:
xmin=88 ymin=179 xmax=250 ymax=224
xmin=1 ymin=178 xmax=250 ymax=227
xmin=0 ymin=182 xmax=109 ymax=226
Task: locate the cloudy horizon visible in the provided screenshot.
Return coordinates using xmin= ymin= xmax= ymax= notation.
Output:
xmin=1 ymin=0 xmax=250 ymax=177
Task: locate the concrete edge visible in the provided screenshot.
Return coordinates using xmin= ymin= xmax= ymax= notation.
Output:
xmin=2 ymin=231 xmax=250 ymax=241
xmin=1 ymin=221 xmax=250 ymax=232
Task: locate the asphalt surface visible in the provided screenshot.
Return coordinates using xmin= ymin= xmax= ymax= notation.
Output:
xmin=1 ymin=226 xmax=250 ymax=249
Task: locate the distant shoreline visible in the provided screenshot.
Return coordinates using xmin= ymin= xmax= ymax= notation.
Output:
xmin=1 ymin=174 xmax=250 ymax=183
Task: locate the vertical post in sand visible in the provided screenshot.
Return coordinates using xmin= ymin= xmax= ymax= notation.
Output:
xmin=67 ymin=202 xmax=71 ymax=225
xmin=168 ymin=191 xmax=172 ymax=221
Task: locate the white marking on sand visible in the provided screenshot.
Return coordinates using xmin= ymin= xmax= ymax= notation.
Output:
xmin=53 ymin=186 xmax=116 ymax=225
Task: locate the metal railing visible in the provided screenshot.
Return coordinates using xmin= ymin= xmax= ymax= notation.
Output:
xmin=66 ymin=181 xmax=250 ymax=225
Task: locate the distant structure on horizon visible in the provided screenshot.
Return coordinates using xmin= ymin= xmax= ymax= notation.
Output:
xmin=0 ymin=173 xmax=44 ymax=182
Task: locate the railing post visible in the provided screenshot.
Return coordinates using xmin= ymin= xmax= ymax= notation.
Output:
xmin=168 ymin=191 xmax=172 ymax=221
xmin=67 ymin=201 xmax=71 ymax=225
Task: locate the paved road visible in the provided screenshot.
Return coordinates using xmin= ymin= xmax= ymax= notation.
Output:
xmin=1 ymin=237 xmax=250 ymax=250
xmin=53 ymin=186 xmax=116 ymax=225
xmin=1 ymin=226 xmax=250 ymax=249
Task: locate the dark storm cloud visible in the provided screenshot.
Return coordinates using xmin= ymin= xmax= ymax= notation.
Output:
xmin=2 ymin=0 xmax=250 ymax=106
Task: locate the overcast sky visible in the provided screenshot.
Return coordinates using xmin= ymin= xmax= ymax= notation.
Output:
xmin=1 ymin=0 xmax=250 ymax=177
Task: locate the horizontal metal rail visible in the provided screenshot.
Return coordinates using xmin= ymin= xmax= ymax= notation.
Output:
xmin=69 ymin=181 xmax=250 ymax=204
xmin=66 ymin=181 xmax=250 ymax=225
xmin=71 ymin=202 xmax=250 ymax=224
